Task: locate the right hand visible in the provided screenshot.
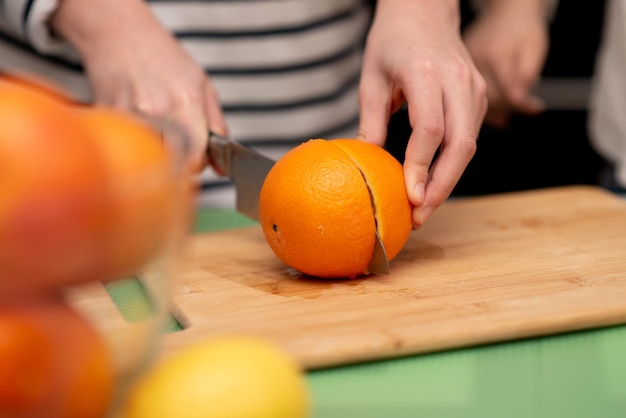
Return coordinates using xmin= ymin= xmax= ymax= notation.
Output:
xmin=463 ymin=0 xmax=549 ymax=128
xmin=51 ymin=0 xmax=227 ymax=171
xmin=357 ymin=0 xmax=487 ymax=228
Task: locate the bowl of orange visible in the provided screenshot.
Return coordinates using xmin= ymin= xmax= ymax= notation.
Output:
xmin=0 ymin=76 xmax=193 ymax=417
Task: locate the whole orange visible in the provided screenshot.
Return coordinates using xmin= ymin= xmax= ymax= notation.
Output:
xmin=75 ymin=108 xmax=182 ymax=280
xmin=259 ymin=138 xmax=412 ymax=279
xmin=0 ymin=308 xmax=54 ymax=415
xmin=0 ymin=79 xmax=111 ymax=294
xmin=0 ymin=296 xmax=115 ymax=418
xmin=0 ymin=72 xmax=76 ymax=104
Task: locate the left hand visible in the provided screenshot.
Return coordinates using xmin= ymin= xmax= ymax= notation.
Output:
xmin=463 ymin=0 xmax=549 ymax=129
xmin=357 ymin=0 xmax=487 ymax=228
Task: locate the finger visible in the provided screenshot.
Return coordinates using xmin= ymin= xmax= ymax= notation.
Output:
xmin=129 ymin=77 xmax=181 ymax=133
xmin=480 ymin=46 xmax=531 ymax=111
xmin=516 ymin=35 xmax=547 ymax=92
xmin=357 ymin=68 xmax=391 ymax=146
xmin=402 ymin=76 xmax=445 ymax=210
xmin=513 ymin=92 xmax=546 ymax=115
xmin=414 ymin=75 xmax=478 ymax=226
xmin=477 ymin=93 xmax=489 ymax=131
xmin=456 ymin=45 xmax=488 ymax=130
xmin=507 ymin=41 xmax=547 ymax=108
xmin=93 ymin=79 xmax=133 ymax=109
xmin=166 ymin=98 xmax=208 ymax=172
xmin=475 ymin=59 xmax=509 ymax=117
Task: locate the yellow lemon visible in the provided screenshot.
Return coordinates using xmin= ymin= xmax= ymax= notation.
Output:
xmin=121 ymin=335 xmax=311 ymax=418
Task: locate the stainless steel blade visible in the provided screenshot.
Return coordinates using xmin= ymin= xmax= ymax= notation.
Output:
xmin=206 ymin=131 xmax=275 ymax=221
xmin=231 ymin=142 xmax=275 ymax=221
xmin=368 ymin=232 xmax=390 ymax=275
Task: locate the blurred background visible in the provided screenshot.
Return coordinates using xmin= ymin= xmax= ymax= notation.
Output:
xmin=385 ymin=0 xmax=609 ymax=197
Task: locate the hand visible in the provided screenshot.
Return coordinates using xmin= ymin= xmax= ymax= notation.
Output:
xmin=51 ymin=0 xmax=228 ymax=171
xmin=358 ymin=0 xmax=487 ymax=228
xmin=463 ymin=0 xmax=549 ymax=128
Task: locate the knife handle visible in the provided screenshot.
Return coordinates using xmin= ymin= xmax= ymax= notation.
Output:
xmin=206 ymin=131 xmax=231 ymax=176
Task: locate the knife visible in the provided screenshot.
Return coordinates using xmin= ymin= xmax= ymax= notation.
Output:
xmin=205 ymin=131 xmax=275 ymax=221
xmin=205 ymin=131 xmax=389 ymax=275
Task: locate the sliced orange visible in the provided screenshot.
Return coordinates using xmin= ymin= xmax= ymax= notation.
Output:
xmin=259 ymin=138 xmax=412 ymax=279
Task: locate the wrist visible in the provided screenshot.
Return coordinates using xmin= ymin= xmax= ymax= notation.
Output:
xmin=375 ymin=0 xmax=461 ymax=28
xmin=478 ymin=0 xmax=549 ymax=20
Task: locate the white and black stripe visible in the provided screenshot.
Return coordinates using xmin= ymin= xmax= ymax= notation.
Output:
xmin=0 ymin=0 xmax=373 ymax=207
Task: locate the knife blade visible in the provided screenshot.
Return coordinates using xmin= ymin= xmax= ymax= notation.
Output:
xmin=205 ymin=131 xmax=389 ymax=275
xmin=205 ymin=131 xmax=275 ymax=221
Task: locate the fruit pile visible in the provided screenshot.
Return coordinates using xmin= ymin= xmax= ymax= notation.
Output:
xmin=0 ymin=76 xmax=187 ymax=417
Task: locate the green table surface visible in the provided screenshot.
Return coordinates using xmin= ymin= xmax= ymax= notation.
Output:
xmin=111 ymin=202 xmax=626 ymax=418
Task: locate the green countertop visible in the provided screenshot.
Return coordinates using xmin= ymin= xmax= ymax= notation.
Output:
xmin=110 ymin=203 xmax=626 ymax=418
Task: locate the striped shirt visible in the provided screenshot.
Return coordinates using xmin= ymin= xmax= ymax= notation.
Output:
xmin=0 ymin=0 xmax=373 ymax=208
xmin=588 ymin=0 xmax=626 ymax=189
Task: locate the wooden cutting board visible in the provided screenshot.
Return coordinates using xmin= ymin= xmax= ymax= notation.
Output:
xmin=72 ymin=186 xmax=626 ymax=370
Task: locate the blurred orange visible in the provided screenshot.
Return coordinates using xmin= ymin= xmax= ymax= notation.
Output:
xmin=0 ymin=78 xmax=111 ymax=294
xmin=0 ymin=296 xmax=115 ymax=418
xmin=75 ymin=108 xmax=179 ymax=280
xmin=259 ymin=139 xmax=412 ymax=279
xmin=0 ymin=72 xmax=76 ymax=104
xmin=0 ymin=308 xmax=54 ymax=415
xmin=0 ymin=76 xmax=186 ymax=291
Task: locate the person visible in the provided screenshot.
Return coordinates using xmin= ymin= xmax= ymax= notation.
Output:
xmin=0 ymin=0 xmax=488 ymax=228
xmin=462 ymin=0 xmax=557 ymax=130
xmin=463 ymin=0 xmax=626 ymax=196
xmin=587 ymin=0 xmax=626 ymax=194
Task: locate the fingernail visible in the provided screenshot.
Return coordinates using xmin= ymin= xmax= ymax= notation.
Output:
xmin=413 ymin=183 xmax=425 ymax=206
xmin=418 ymin=206 xmax=433 ymax=225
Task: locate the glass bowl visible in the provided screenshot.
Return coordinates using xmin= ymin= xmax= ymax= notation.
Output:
xmin=0 ymin=79 xmax=193 ymax=418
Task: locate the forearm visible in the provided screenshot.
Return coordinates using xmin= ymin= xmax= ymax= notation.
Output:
xmin=50 ymin=0 xmax=163 ymax=60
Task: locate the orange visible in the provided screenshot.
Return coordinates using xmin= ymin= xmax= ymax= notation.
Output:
xmin=0 ymin=72 xmax=76 ymax=104
xmin=75 ymin=108 xmax=182 ymax=280
xmin=0 ymin=308 xmax=54 ymax=415
xmin=0 ymin=78 xmax=111 ymax=294
xmin=259 ymin=138 xmax=412 ymax=279
xmin=0 ymin=75 xmax=188 ymax=291
xmin=0 ymin=296 xmax=115 ymax=418
xmin=50 ymin=300 xmax=115 ymax=418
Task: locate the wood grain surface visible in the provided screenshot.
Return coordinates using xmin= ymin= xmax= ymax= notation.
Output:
xmin=75 ymin=186 xmax=626 ymax=370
